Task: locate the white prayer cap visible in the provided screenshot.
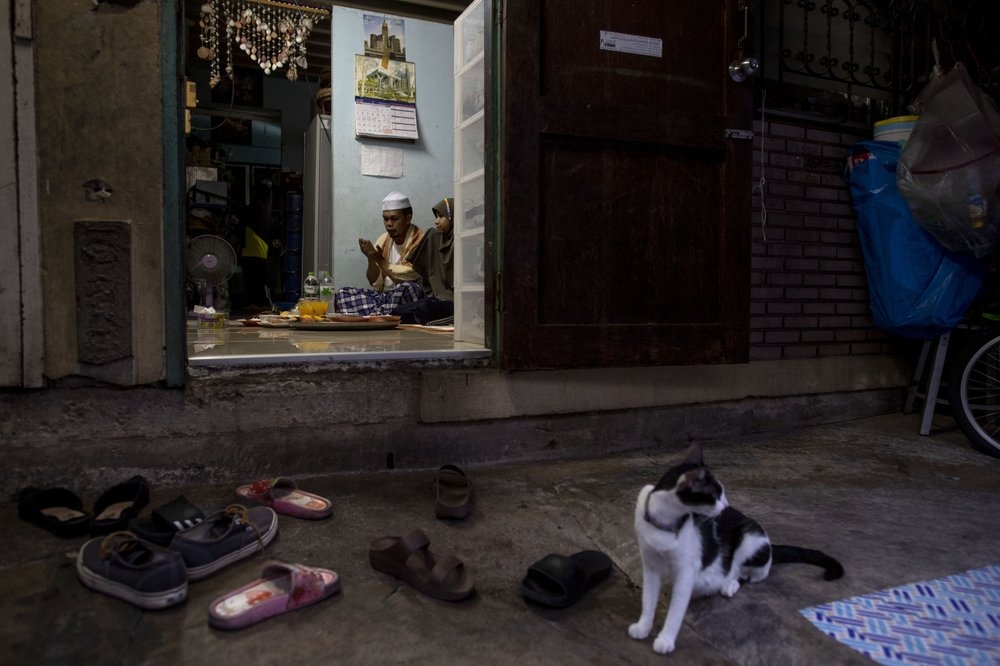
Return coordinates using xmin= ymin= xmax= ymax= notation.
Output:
xmin=382 ymin=191 xmax=411 ymax=211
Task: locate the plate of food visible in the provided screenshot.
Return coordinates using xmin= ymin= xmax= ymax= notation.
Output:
xmin=259 ymin=314 xmax=296 ymax=328
xmin=289 ymin=315 xmax=400 ymax=331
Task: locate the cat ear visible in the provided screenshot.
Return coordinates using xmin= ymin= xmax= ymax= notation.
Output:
xmin=678 ymin=467 xmax=715 ymax=495
xmin=683 ymin=443 xmax=704 ymax=467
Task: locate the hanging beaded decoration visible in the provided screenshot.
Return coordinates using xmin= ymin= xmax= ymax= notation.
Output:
xmin=198 ymin=0 xmax=325 ymax=86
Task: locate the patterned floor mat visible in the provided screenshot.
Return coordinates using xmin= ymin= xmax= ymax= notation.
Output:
xmin=800 ymin=564 xmax=1000 ymax=665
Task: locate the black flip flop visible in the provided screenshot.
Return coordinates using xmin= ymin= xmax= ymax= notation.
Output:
xmin=18 ymin=486 xmax=92 ymax=538
xmin=521 ymin=550 xmax=613 ymax=608
xmin=128 ymin=495 xmax=205 ymax=545
xmin=90 ymin=475 xmax=151 ymax=535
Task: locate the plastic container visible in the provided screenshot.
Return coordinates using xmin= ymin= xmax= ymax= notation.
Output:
xmin=319 ymin=271 xmax=335 ymax=309
xmin=874 ymin=115 xmax=918 ymax=147
xmin=302 ymin=271 xmax=320 ymax=300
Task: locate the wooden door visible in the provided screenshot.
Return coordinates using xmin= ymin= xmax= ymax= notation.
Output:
xmin=497 ymin=0 xmax=752 ymax=370
xmin=1 ymin=0 xmax=43 ymax=387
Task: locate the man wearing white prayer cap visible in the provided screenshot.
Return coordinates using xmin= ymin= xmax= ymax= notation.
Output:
xmin=381 ymin=191 xmax=410 ymax=211
xmin=335 ymin=191 xmax=426 ymax=315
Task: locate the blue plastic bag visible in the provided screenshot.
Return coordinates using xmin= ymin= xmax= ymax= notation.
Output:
xmin=847 ymin=140 xmax=985 ymax=339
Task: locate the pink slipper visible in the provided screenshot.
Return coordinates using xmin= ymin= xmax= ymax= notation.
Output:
xmin=208 ymin=560 xmax=340 ymax=630
xmin=235 ymin=477 xmax=333 ymax=520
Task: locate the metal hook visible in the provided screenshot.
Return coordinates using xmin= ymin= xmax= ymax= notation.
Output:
xmin=729 ymin=1 xmax=758 ymax=82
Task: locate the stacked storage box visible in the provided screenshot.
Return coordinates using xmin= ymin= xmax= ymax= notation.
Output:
xmin=283 ymin=191 xmax=304 ymax=301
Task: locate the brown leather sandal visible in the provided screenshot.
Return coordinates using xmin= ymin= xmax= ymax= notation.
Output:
xmin=434 ymin=465 xmax=472 ymax=519
xmin=368 ymin=528 xmax=474 ymax=601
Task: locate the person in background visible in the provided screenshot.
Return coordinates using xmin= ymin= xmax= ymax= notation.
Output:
xmin=335 ymin=191 xmax=425 ymax=315
xmin=395 ymin=197 xmax=455 ymax=325
xmin=236 ymin=178 xmax=274 ymax=315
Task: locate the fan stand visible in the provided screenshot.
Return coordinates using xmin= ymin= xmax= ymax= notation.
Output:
xmin=196 ymin=278 xmax=214 ymax=309
xmin=197 ymin=252 xmax=222 ymax=308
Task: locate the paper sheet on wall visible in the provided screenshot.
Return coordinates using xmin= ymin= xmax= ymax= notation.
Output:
xmin=361 ymin=145 xmax=404 ymax=178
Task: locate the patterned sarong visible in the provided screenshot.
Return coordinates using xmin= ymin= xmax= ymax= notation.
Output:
xmin=335 ymin=283 xmax=424 ymax=316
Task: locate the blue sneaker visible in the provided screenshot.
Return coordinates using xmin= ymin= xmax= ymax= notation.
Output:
xmin=76 ymin=531 xmax=187 ymax=609
xmin=170 ymin=504 xmax=278 ymax=581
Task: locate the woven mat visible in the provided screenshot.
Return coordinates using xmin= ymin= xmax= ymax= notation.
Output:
xmin=800 ymin=564 xmax=1000 ymax=665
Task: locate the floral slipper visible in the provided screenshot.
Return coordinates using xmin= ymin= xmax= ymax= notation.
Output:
xmin=208 ymin=560 xmax=340 ymax=630
xmin=235 ymin=477 xmax=333 ymax=520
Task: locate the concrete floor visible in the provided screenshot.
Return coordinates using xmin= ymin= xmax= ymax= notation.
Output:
xmin=3 ymin=412 xmax=999 ymax=665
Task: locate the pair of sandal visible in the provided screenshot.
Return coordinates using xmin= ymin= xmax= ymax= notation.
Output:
xmin=125 ymin=477 xmax=331 ymax=550
xmin=212 ymin=479 xmax=338 ymax=629
xmin=19 ymin=476 xmax=150 ymax=538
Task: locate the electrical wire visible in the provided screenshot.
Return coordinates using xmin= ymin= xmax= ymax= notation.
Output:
xmin=753 ymin=88 xmax=768 ymax=242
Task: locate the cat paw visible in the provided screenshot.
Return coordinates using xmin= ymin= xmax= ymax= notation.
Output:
xmin=720 ymin=580 xmax=741 ymax=597
xmin=653 ymin=636 xmax=676 ymax=654
xmin=628 ymin=622 xmax=651 ymax=640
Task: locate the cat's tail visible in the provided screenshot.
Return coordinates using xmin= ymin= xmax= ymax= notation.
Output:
xmin=771 ymin=545 xmax=845 ymax=580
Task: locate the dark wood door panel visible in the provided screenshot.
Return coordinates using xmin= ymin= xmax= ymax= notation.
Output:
xmin=536 ymin=137 xmax=725 ymax=326
xmin=500 ymin=0 xmax=751 ymax=370
xmin=539 ymin=2 xmax=725 ymax=110
xmin=538 ymin=102 xmax=729 ymax=149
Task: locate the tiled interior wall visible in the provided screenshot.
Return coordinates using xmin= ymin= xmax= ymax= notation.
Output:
xmin=750 ymin=119 xmax=900 ymax=361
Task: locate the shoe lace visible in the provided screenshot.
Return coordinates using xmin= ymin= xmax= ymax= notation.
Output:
xmin=99 ymin=531 xmax=139 ymax=559
xmin=224 ymin=504 xmax=267 ymax=552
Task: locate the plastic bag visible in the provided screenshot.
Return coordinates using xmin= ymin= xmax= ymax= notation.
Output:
xmin=897 ymin=63 xmax=1000 ymax=257
xmin=847 ymin=140 xmax=985 ymax=339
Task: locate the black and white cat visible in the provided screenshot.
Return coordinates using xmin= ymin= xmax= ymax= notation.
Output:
xmin=628 ymin=443 xmax=844 ymax=655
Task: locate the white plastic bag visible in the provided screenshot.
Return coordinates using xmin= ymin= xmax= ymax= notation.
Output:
xmin=897 ymin=63 xmax=1000 ymax=257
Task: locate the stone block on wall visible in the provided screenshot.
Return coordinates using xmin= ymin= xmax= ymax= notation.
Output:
xmin=74 ymin=221 xmax=132 ymax=365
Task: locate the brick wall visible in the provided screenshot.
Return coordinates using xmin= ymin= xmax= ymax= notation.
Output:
xmin=749 ymin=118 xmax=901 ymax=361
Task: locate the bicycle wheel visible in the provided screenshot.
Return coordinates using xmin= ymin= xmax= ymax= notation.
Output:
xmin=947 ymin=327 xmax=1000 ymax=458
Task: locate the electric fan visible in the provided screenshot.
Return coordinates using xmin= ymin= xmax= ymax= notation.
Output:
xmin=187 ymin=234 xmax=237 ymax=309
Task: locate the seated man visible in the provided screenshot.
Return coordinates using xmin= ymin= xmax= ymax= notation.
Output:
xmin=335 ymin=191 xmax=425 ymax=316
xmin=395 ymin=197 xmax=455 ymax=325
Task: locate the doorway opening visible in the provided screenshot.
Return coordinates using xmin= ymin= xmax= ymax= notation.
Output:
xmin=178 ymin=0 xmax=492 ymax=366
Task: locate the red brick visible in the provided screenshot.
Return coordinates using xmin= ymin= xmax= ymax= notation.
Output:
xmin=804 ymin=187 xmax=841 ymax=200
xmin=767 ymin=301 xmax=803 ymax=313
xmin=802 ymin=330 xmax=835 ymax=342
xmin=750 ymin=347 xmax=783 ymax=361
xmin=786 ymin=287 xmax=820 ymax=299
xmin=818 ymin=344 xmax=852 ymax=355
xmin=771 ymin=123 xmax=807 ymax=139
xmin=803 ymin=302 xmax=837 ymax=314
xmin=751 ymin=316 xmax=784 ymax=329
xmin=785 ymin=316 xmax=819 ymax=328
xmin=783 ymin=345 xmax=819 ymax=358
xmin=765 ymin=331 xmax=801 ymax=344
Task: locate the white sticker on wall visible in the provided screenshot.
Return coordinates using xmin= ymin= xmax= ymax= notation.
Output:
xmin=599 ymin=30 xmax=663 ymax=58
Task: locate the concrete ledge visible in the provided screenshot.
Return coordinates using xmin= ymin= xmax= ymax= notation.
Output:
xmin=419 ymin=355 xmax=911 ymax=422
xmin=2 ymin=378 xmax=904 ymax=499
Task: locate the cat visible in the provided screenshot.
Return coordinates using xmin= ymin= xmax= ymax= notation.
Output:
xmin=628 ymin=443 xmax=844 ymax=655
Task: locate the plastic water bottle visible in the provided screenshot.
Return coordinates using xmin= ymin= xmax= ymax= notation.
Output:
xmin=302 ymin=271 xmax=320 ymax=300
xmin=319 ymin=271 xmax=335 ymax=309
